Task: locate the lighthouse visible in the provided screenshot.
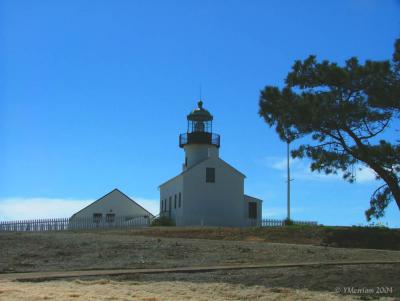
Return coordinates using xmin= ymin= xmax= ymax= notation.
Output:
xmin=179 ymin=100 xmax=220 ymax=170
xmin=159 ymin=101 xmax=262 ymax=227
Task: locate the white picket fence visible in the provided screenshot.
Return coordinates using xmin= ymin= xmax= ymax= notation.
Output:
xmin=0 ymin=216 xmax=317 ymax=232
xmin=262 ymin=218 xmax=317 ymax=227
xmin=0 ymin=215 xmax=153 ymax=232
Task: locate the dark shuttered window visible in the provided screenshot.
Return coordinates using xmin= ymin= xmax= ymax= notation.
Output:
xmin=248 ymin=202 xmax=257 ymax=219
xmin=206 ymin=168 xmax=215 ymax=183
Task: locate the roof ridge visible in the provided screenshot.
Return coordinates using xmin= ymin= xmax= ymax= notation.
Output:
xmin=70 ymin=189 xmax=154 ymax=218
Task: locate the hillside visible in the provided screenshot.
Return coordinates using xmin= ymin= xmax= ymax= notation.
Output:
xmin=127 ymin=225 xmax=400 ymax=250
xmin=0 ymin=226 xmax=399 ymax=300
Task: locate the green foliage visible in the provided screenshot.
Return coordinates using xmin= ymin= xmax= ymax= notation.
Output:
xmin=351 ymin=221 xmax=389 ymax=228
xmin=150 ymin=216 xmax=176 ymax=227
xmin=259 ymin=39 xmax=400 ymax=221
xmin=283 ymin=219 xmax=294 ymax=226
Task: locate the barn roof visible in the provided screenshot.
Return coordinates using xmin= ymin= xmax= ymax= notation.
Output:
xmin=70 ymin=188 xmax=154 ymax=218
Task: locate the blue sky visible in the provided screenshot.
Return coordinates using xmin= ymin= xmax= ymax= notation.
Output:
xmin=1 ymin=0 xmax=399 ymax=227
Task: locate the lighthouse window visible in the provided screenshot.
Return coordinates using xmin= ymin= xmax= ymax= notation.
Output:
xmin=206 ymin=168 xmax=215 ymax=183
xmin=178 ymin=192 xmax=181 ymax=207
xmin=174 ymin=194 xmax=177 ymax=209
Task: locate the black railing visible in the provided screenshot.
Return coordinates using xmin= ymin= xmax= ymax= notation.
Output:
xmin=179 ymin=132 xmax=220 ymax=148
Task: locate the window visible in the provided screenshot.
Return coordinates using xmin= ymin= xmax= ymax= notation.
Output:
xmin=206 ymin=167 xmax=215 ymax=183
xmin=168 ymin=197 xmax=172 ymax=217
xmin=178 ymin=192 xmax=181 ymax=208
xmin=106 ymin=213 xmax=115 ymax=223
xmin=248 ymin=202 xmax=257 ymax=219
xmin=174 ymin=194 xmax=177 ymax=209
xmin=164 ymin=199 xmax=167 ymax=212
xmin=93 ymin=213 xmax=102 ymax=223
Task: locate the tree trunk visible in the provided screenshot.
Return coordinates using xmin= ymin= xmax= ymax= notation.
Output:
xmin=376 ymin=168 xmax=400 ymax=210
xmin=343 ymin=127 xmax=400 ymax=211
xmin=355 ymin=151 xmax=400 ymax=210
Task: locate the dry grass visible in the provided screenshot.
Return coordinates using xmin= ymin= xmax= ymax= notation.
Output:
xmin=1 ymin=229 xmax=399 ymax=300
xmin=1 ymin=279 xmax=393 ymax=301
xmin=1 ymin=231 xmax=399 ymax=273
xmin=123 ymin=226 xmax=400 ymax=250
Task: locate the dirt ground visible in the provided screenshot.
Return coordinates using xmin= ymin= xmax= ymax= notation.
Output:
xmin=121 ymin=226 xmax=400 ymax=250
xmin=1 ymin=231 xmax=400 ymax=273
xmin=115 ymin=264 xmax=400 ymax=297
xmin=3 ymin=278 xmax=395 ymax=301
xmin=0 ymin=229 xmax=399 ymax=299
xmin=2 ymin=277 xmax=399 ymax=301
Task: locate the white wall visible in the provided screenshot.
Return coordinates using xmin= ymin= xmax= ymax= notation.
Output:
xmin=71 ymin=189 xmax=151 ymax=220
xmin=244 ymin=194 xmax=263 ymax=226
xmin=159 ymin=175 xmax=183 ymax=221
xmin=183 ymin=144 xmax=219 ymax=169
xmin=160 ymin=145 xmax=263 ymax=227
xmin=181 ymin=157 xmax=247 ymax=227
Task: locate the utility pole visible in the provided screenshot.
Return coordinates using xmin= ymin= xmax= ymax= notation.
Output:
xmin=287 ymin=141 xmax=291 ymax=221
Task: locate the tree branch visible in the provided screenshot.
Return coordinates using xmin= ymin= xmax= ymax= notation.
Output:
xmin=360 ymin=118 xmax=390 ymax=140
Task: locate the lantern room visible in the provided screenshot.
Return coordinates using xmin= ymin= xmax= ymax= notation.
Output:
xmin=179 ymin=101 xmax=220 ymax=148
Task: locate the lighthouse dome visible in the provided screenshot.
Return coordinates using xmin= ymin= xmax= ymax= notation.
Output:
xmin=187 ymin=101 xmax=213 ymax=121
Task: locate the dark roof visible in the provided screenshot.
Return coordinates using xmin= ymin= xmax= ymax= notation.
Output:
xmin=187 ymin=101 xmax=213 ymax=121
xmin=244 ymin=194 xmax=263 ymax=202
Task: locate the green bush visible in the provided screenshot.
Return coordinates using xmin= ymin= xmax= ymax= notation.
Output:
xmin=151 ymin=216 xmax=176 ymax=227
xmin=283 ymin=219 xmax=294 ymax=226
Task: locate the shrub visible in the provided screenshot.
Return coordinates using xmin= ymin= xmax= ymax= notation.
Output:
xmin=151 ymin=216 xmax=176 ymax=227
xmin=283 ymin=219 xmax=294 ymax=226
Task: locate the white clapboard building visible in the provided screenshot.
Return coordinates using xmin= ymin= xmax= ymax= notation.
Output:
xmin=70 ymin=189 xmax=154 ymax=225
xmin=159 ymin=101 xmax=262 ymax=227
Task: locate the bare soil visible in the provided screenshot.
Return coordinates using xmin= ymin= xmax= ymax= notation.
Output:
xmin=0 ymin=228 xmax=399 ymax=299
xmin=3 ymin=278 xmax=395 ymax=301
xmin=1 ymin=231 xmax=399 ymax=273
xmin=127 ymin=226 xmax=400 ymax=250
xmin=115 ymin=264 xmax=400 ymax=297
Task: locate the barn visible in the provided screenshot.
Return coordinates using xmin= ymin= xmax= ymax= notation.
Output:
xmin=70 ymin=189 xmax=154 ymax=225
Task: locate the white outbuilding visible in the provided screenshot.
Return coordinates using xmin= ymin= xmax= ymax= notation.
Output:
xmin=159 ymin=101 xmax=262 ymax=227
xmin=70 ymin=188 xmax=154 ymax=224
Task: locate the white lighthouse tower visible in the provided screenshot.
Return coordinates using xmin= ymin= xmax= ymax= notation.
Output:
xmin=180 ymin=100 xmax=220 ymax=170
xmin=159 ymin=101 xmax=262 ymax=227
